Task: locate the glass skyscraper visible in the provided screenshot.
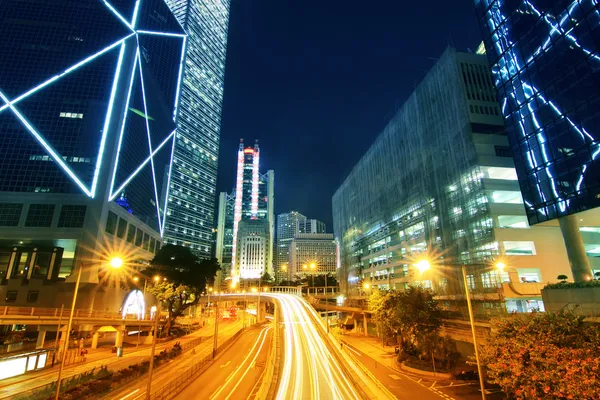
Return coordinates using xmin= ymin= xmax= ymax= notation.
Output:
xmin=0 ymin=0 xmax=184 ymax=289
xmin=474 ymin=0 xmax=600 ymax=225
xmin=164 ymin=0 xmax=231 ymax=257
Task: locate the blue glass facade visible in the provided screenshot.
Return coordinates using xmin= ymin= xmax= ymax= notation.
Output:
xmin=474 ymin=0 xmax=600 ymax=224
xmin=164 ymin=0 xmax=230 ymax=256
xmin=0 ymin=0 xmax=186 ymax=233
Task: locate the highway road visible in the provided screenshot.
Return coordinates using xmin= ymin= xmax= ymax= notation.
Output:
xmin=1 ymin=320 xmax=220 ymax=400
xmin=267 ymin=294 xmax=365 ymax=400
xmin=111 ymin=318 xmax=244 ymax=400
xmin=174 ymin=325 xmax=272 ymax=400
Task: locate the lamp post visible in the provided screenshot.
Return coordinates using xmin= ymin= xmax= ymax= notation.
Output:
xmin=416 ymin=259 xmax=486 ymax=400
xmin=212 ymin=290 xmax=220 ymax=358
xmin=55 ymin=256 xmax=123 ymax=400
xmin=145 ymin=302 xmax=160 ymax=400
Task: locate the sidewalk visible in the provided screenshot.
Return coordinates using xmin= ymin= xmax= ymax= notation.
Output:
xmin=0 ymin=320 xmax=216 ymax=399
xmin=341 ymin=332 xmax=448 ymax=383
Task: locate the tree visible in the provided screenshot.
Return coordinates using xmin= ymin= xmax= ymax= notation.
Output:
xmin=369 ymin=286 xmax=442 ymax=348
xmin=481 ymin=311 xmax=600 ymax=399
xmin=260 ymin=271 xmax=274 ymax=285
xmin=144 ymin=245 xmax=219 ymax=336
xmin=557 ymin=274 xmax=568 ymax=282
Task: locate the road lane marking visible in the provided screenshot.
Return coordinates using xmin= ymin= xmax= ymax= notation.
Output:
xmin=119 ymin=388 xmax=140 ymax=400
xmin=209 ymin=326 xmax=270 ymax=400
xmin=344 ymin=344 xmax=362 ymax=357
xmin=388 ymin=374 xmax=402 ymax=380
xmin=220 ymin=361 xmax=231 ymax=368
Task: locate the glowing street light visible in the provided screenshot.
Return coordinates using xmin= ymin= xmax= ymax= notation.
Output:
xmin=153 ymin=275 xmax=160 ymax=283
xmin=251 ymin=287 xmax=258 ymax=293
xmin=415 ymin=260 xmax=431 ymax=274
xmin=133 ymin=276 xmax=140 ymax=283
xmin=495 ymin=261 xmax=506 ymax=271
xmin=363 ymin=282 xmax=370 ymax=290
xmin=109 ymin=256 xmax=124 ymax=269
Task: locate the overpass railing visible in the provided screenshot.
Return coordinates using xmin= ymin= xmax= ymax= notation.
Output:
xmin=269 ymin=286 xmax=302 ymax=296
xmin=0 ymin=306 xmax=157 ymax=322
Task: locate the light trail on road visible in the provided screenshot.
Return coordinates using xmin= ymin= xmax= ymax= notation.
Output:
xmin=267 ymin=294 xmax=361 ymax=400
xmin=209 ymin=325 xmax=271 ymax=400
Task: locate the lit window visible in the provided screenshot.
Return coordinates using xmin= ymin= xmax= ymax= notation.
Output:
xmin=503 ymin=241 xmax=536 ymax=255
xmin=487 ymin=190 xmax=523 ymax=204
xmin=497 ymin=215 xmax=529 ymax=228
xmin=480 ymin=166 xmax=518 ymax=180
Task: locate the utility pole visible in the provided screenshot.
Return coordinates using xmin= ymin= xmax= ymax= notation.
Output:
xmin=146 ymin=303 xmax=160 ymax=400
xmin=462 ymin=265 xmax=486 ymax=400
xmin=212 ymin=291 xmax=220 ymax=358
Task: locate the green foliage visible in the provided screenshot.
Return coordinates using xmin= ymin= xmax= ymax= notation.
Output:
xmin=369 ymin=286 xmax=442 ymax=344
xmin=556 ymin=274 xmax=568 ymax=282
xmin=145 ymin=245 xmax=220 ymax=335
xmin=260 ymin=271 xmax=274 ymax=284
xmin=369 ymin=287 xmax=458 ymax=371
xmin=545 ymin=280 xmax=600 ymax=289
xmin=481 ymin=311 xmax=600 ymax=399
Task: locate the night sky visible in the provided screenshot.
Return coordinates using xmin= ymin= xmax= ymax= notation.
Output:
xmin=217 ymin=0 xmax=482 ymax=229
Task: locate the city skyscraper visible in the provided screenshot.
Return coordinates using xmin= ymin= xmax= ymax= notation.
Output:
xmin=474 ymin=0 xmax=600 ymax=281
xmin=0 ymin=0 xmax=184 ymax=306
xmin=164 ymin=0 xmax=231 ymax=257
xmin=215 ymin=140 xmax=274 ymax=285
xmin=300 ymin=219 xmax=326 ymax=234
xmin=332 ymin=47 xmax=600 ymax=314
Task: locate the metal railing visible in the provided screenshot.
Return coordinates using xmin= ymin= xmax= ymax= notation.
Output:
xmin=0 ymin=306 xmax=156 ymax=322
xmin=151 ymin=328 xmax=247 ymax=400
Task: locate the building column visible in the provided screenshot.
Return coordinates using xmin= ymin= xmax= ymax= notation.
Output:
xmin=91 ymin=332 xmax=99 ymax=350
xmin=559 ymin=214 xmax=593 ymax=282
xmin=363 ymin=314 xmax=368 ymax=337
xmin=36 ymin=331 xmax=46 ymax=349
xmin=115 ymin=329 xmax=124 ymax=348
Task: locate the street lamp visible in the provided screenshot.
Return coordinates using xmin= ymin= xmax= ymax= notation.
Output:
xmin=55 ymin=256 xmax=123 ymax=400
xmin=416 ymin=259 xmax=486 ymax=400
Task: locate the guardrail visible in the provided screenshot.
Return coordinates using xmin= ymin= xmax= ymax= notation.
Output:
xmin=0 ymin=306 xmax=155 ymax=322
xmin=151 ymin=328 xmax=247 ymax=400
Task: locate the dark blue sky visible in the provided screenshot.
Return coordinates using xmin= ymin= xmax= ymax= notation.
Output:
xmin=217 ymin=0 xmax=483 ymax=229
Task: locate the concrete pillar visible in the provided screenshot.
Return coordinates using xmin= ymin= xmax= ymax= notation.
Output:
xmin=115 ymin=329 xmax=124 ymax=347
xmin=363 ymin=314 xmax=368 ymax=337
xmin=57 ymin=330 xmax=66 ymax=360
xmin=36 ymin=331 xmax=46 ymax=349
xmin=559 ymin=214 xmax=593 ymax=282
xmin=91 ymin=332 xmax=99 ymax=350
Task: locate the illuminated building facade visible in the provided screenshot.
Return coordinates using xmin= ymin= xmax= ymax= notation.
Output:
xmin=333 ymin=48 xmax=600 ymax=315
xmin=215 ymin=140 xmax=274 ymax=284
xmin=474 ymin=0 xmax=600 ymax=281
xmin=289 ymin=233 xmax=337 ymax=277
xmin=0 ymin=0 xmax=185 ymax=307
xmin=163 ymin=0 xmax=230 ymax=257
xmin=275 ymin=211 xmax=307 ymax=281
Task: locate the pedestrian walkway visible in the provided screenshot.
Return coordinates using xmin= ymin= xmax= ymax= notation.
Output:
xmin=0 ymin=319 xmax=217 ymax=399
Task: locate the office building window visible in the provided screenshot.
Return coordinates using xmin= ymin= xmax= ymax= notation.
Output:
xmin=117 ymin=218 xmax=127 ymax=239
xmin=494 ymin=145 xmax=512 ymax=157
xmin=0 ymin=252 xmax=10 ymax=280
xmin=27 ymin=291 xmax=39 ymax=303
xmin=33 ymin=252 xmax=52 ymax=277
xmin=135 ymin=230 xmax=144 ymax=247
xmin=497 ymin=215 xmax=529 ymax=229
xmin=487 ymin=190 xmax=523 ymax=204
xmin=127 ymin=226 xmax=136 ymax=243
xmin=0 ymin=203 xmax=23 ymax=227
xmin=503 ymin=241 xmax=536 ymax=255
xmin=25 ymin=204 xmax=55 ymax=227
xmin=480 ymin=166 xmax=518 ymax=180
xmin=105 ymin=212 xmax=118 ymax=235
xmin=58 ymin=205 xmax=87 ymax=228
xmin=5 ymin=291 xmax=17 ymax=303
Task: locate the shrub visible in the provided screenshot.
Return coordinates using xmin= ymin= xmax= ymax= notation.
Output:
xmin=545 ymin=280 xmax=600 ymax=289
xmin=481 ymin=311 xmax=600 ymax=399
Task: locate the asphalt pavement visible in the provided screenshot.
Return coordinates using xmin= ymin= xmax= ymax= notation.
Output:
xmin=174 ymin=325 xmax=272 ymax=400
